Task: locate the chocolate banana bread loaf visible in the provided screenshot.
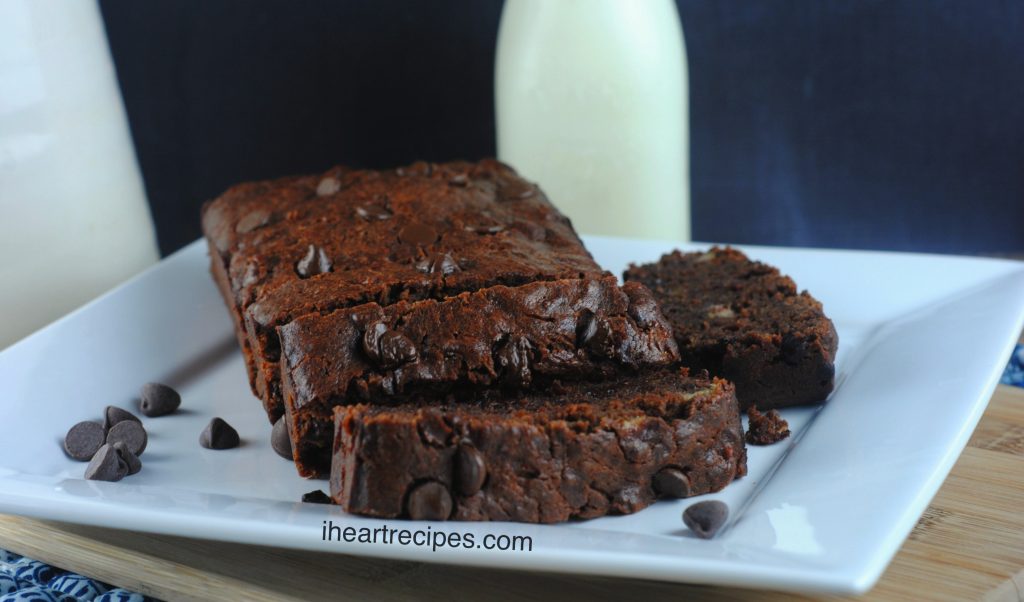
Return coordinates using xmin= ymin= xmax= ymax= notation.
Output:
xmin=280 ymin=276 xmax=680 ymax=476
xmin=624 ymin=247 xmax=838 ymax=409
xmin=201 ymin=160 xmax=603 ymax=422
xmin=331 ymin=369 xmax=746 ymax=523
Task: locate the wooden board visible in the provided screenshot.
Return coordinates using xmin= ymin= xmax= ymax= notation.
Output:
xmin=2 ymin=385 xmax=1022 ymax=601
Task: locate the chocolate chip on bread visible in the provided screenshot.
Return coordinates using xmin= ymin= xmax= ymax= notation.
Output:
xmin=280 ymin=276 xmax=680 ymax=476
xmin=201 ymin=160 xmax=604 ymax=423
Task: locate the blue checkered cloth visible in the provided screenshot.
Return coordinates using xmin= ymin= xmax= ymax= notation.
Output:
xmin=1001 ymin=344 xmax=1024 ymax=388
xmin=0 ymin=550 xmax=151 ymax=601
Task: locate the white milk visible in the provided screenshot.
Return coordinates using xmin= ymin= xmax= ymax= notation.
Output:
xmin=0 ymin=0 xmax=159 ymax=348
xmin=496 ymin=0 xmax=689 ymax=241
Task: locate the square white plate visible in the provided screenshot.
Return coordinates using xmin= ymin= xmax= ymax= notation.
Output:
xmin=1 ymin=236 xmax=1022 ymax=595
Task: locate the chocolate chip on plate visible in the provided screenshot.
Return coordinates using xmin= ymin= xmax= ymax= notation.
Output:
xmin=103 ymin=405 xmax=141 ymax=432
xmin=683 ymin=500 xmax=729 ymax=539
xmin=200 ymin=418 xmax=240 ymax=450
xmin=301 ymin=490 xmax=333 ymax=504
xmin=271 ymin=416 xmax=292 ymax=460
xmin=455 ymin=444 xmax=486 ymax=496
xmin=406 ymin=481 xmax=452 ymax=521
xmin=84 ymin=444 xmax=127 ymax=482
xmin=106 ymin=420 xmax=147 ymax=456
xmin=63 ymin=421 xmax=106 ymax=461
xmin=112 ymin=441 xmax=142 ymax=476
xmin=139 ymin=382 xmax=181 ymax=417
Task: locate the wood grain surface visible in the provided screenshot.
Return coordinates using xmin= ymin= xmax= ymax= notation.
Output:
xmin=1 ymin=385 xmax=1022 ymax=602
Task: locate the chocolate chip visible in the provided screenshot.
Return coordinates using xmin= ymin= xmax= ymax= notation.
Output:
xmin=112 ymin=441 xmax=142 ymax=475
xmin=106 ymin=420 xmax=147 ymax=456
xmin=200 ymin=417 xmax=240 ymax=450
xmin=316 ymin=177 xmax=341 ymax=196
xmin=416 ymin=410 xmax=450 ymax=447
xmin=455 ymin=444 xmax=486 ymax=496
xmin=235 ymin=209 xmax=271 ymax=234
xmin=415 ymin=253 xmax=461 ymax=276
xmin=683 ymin=500 xmax=729 ymax=539
xmin=706 ymin=304 xmax=736 ymax=320
xmin=627 ymin=299 xmax=661 ymax=329
xmin=241 ymin=260 xmax=261 ymax=287
xmin=780 ymin=333 xmax=808 ymax=366
xmin=576 ymin=311 xmax=613 ymax=356
xmin=381 ymin=331 xmax=418 ymax=367
xmin=318 ymin=248 xmax=334 ymax=273
xmin=301 ymin=490 xmax=332 ymax=504
xmin=398 ymin=222 xmax=438 ymax=246
xmin=63 ymin=421 xmax=105 ymax=461
xmin=296 ymin=245 xmax=316 ymax=275
xmin=406 ymin=481 xmax=452 ymax=520
xmin=463 ymin=223 xmax=505 ymax=235
xmin=448 ymin=173 xmax=469 ymax=187
xmin=360 ymin=323 xmax=386 ymax=362
xmin=511 ymin=220 xmax=547 ymax=241
xmin=84 ymin=444 xmax=127 ymax=482
xmin=397 ymin=162 xmax=432 ymax=177
xmin=296 ymin=244 xmax=332 ymax=278
xmin=362 ymin=322 xmax=418 ymax=368
xmin=575 ymin=310 xmax=599 ymax=347
xmin=355 ymin=205 xmax=392 ymax=221
xmin=139 ymin=382 xmax=181 ymax=417
xmin=495 ymin=335 xmax=532 ymax=387
xmin=271 ymin=416 xmax=292 ymax=460
xmin=103 ymin=406 xmax=141 ymax=433
xmin=499 ymin=179 xmax=537 ymax=200
xmin=652 ymin=467 xmax=691 ymax=498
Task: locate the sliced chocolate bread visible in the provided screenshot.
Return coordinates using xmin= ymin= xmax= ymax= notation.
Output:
xmin=331 ymin=369 xmax=746 ymax=523
xmin=279 ymin=276 xmax=680 ymax=476
xmin=624 ymin=247 xmax=838 ymax=409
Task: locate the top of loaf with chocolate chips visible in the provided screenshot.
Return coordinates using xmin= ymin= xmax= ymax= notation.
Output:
xmin=201 ymin=159 xmax=605 ymax=336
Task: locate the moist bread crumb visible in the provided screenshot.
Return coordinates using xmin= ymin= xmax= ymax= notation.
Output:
xmin=745 ymin=406 xmax=791 ymax=445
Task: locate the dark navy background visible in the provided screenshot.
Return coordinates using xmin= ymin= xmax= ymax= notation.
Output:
xmin=98 ymin=0 xmax=1024 ymax=256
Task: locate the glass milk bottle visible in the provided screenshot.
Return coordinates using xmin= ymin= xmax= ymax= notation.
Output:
xmin=0 ymin=0 xmax=159 ymax=348
xmin=496 ymin=0 xmax=689 ymax=241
